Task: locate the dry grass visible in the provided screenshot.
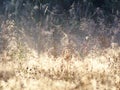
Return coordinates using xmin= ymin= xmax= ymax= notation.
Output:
xmin=0 ymin=45 xmax=120 ymax=90
xmin=0 ymin=19 xmax=120 ymax=90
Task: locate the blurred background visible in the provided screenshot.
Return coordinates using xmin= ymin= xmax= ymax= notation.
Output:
xmin=0 ymin=0 xmax=120 ymax=57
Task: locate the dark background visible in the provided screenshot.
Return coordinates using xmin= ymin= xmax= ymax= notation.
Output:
xmin=0 ymin=0 xmax=120 ymax=23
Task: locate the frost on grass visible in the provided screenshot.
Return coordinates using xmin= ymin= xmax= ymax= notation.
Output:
xmin=0 ymin=19 xmax=120 ymax=90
